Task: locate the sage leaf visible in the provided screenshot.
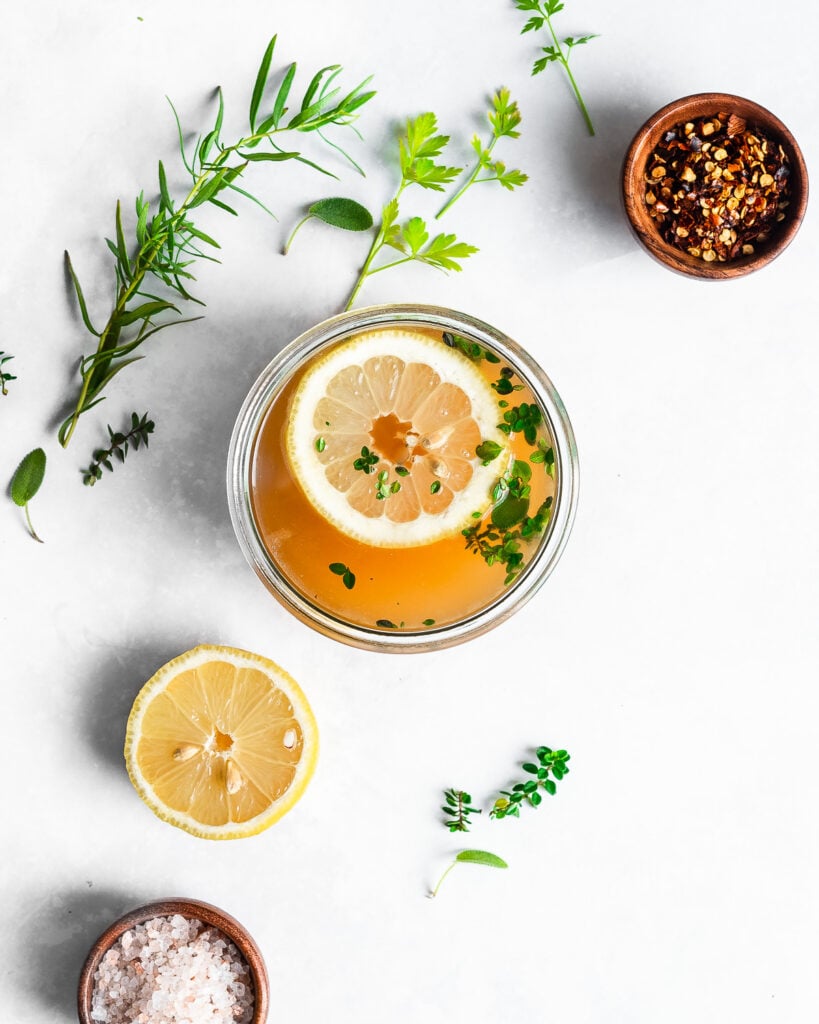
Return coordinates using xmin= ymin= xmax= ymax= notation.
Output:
xmin=10 ymin=448 xmax=46 ymax=506
xmin=10 ymin=447 xmax=46 ymax=542
xmin=310 ymin=197 xmax=373 ymax=231
xmin=455 ymin=850 xmax=508 ymax=869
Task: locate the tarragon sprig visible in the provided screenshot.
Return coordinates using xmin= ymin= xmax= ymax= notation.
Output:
xmin=344 ymin=113 xmax=477 ymax=309
xmin=0 ymin=352 xmax=16 ymax=396
xmin=436 ymin=89 xmax=528 ymax=218
xmin=81 ymin=412 xmax=155 ymax=486
xmin=59 ymin=35 xmax=375 ymax=447
xmin=513 ymin=0 xmax=597 ymax=136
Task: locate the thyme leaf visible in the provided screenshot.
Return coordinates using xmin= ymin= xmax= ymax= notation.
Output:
xmin=329 ymin=562 xmax=356 ymax=589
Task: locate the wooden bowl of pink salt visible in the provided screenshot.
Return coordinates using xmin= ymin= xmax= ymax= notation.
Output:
xmin=77 ymin=898 xmax=269 ymax=1024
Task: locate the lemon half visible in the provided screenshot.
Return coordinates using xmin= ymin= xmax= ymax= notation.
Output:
xmin=125 ymin=645 xmax=318 ymax=840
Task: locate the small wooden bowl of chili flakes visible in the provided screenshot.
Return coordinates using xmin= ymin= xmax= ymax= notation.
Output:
xmin=622 ymin=92 xmax=808 ymax=279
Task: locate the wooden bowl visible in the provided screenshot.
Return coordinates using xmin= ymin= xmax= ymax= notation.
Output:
xmin=77 ymin=897 xmax=269 ymax=1024
xmin=622 ymin=92 xmax=809 ymax=279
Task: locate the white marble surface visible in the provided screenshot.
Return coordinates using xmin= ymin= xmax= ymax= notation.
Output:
xmin=2 ymin=1 xmax=818 ymax=1021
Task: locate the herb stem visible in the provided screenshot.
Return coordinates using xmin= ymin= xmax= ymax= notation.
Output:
xmin=282 ymin=213 xmax=311 ymax=255
xmin=344 ymin=223 xmax=386 ymax=310
xmin=436 ymin=139 xmax=496 ymax=219
xmin=540 ymin=2 xmax=595 ymax=136
xmin=24 ymin=504 xmax=43 ymax=544
xmin=428 ymin=860 xmax=457 ymax=898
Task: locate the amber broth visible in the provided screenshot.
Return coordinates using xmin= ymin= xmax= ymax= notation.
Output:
xmin=249 ymin=329 xmax=556 ymax=631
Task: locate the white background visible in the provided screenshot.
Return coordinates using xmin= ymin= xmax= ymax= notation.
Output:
xmin=2 ymin=1 xmax=817 ymax=1021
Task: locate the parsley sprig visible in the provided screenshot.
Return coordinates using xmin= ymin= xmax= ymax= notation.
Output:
xmin=513 ymin=0 xmax=598 ymax=136
xmin=344 ymin=113 xmax=478 ymax=309
xmin=59 ymin=36 xmax=375 ymax=447
xmin=436 ymin=88 xmax=528 ymax=218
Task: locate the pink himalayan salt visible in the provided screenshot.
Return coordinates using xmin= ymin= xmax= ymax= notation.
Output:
xmin=91 ymin=914 xmax=254 ymax=1024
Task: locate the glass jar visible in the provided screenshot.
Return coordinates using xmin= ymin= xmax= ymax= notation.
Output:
xmin=227 ymin=304 xmax=578 ymax=652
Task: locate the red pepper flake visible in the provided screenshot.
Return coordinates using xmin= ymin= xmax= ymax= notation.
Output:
xmin=643 ymin=112 xmax=791 ymax=262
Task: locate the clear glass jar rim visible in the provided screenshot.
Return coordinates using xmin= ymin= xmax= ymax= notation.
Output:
xmin=227 ymin=304 xmax=579 ymax=652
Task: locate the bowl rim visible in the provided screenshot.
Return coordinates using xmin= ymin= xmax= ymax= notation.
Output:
xmin=226 ymin=303 xmax=580 ymax=653
xmin=622 ymin=91 xmax=809 ymax=279
xmin=77 ymin=897 xmax=269 ymax=1024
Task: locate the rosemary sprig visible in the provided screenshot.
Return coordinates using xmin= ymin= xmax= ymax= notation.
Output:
xmin=442 ymin=789 xmax=482 ymax=832
xmin=0 ymin=352 xmax=16 ymax=396
xmin=59 ymin=36 xmax=375 ymax=447
xmin=490 ymin=746 xmax=571 ymax=819
xmin=513 ymin=0 xmax=598 ymax=135
xmin=344 ymin=113 xmax=477 ymax=309
xmin=81 ymin=412 xmax=154 ymax=486
xmin=436 ymin=89 xmax=527 ymax=218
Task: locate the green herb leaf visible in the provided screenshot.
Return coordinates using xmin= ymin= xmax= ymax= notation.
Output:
xmin=428 ymin=848 xmax=508 ymax=897
xmin=250 ymin=36 xmax=277 ymax=132
xmin=309 ymin=197 xmax=373 ymax=231
xmin=476 ymin=440 xmax=503 ymax=465
xmin=10 ymin=448 xmax=46 ymax=506
xmin=10 ymin=448 xmax=46 ymax=542
xmin=455 ymin=850 xmax=508 ymax=868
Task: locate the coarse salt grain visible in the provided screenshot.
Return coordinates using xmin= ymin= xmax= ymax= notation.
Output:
xmin=90 ymin=915 xmax=254 ymax=1024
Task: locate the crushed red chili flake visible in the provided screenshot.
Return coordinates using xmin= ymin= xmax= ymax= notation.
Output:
xmin=644 ymin=112 xmax=791 ymax=263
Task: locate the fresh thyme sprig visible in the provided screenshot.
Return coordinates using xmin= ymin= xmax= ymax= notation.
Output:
xmin=436 ymin=89 xmax=528 ymax=218
xmin=81 ymin=412 xmax=154 ymax=486
xmin=490 ymin=746 xmax=571 ymax=819
xmin=513 ymin=0 xmax=598 ymax=136
xmin=0 ymin=352 xmax=16 ymax=396
xmin=442 ymin=789 xmax=482 ymax=832
xmin=344 ymin=113 xmax=477 ymax=309
xmin=59 ymin=36 xmax=375 ymax=447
